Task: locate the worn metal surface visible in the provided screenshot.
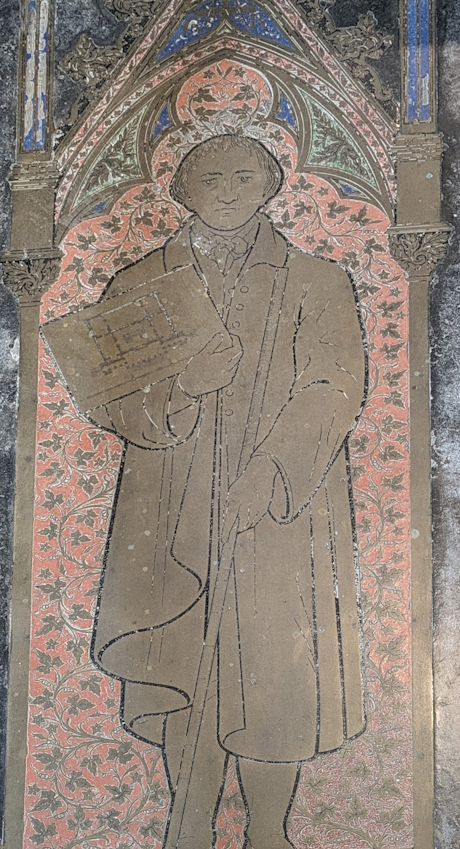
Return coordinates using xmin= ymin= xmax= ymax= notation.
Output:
xmin=0 ymin=1 xmax=457 ymax=847
xmin=0 ymin=3 xmax=20 ymax=833
xmin=433 ymin=3 xmax=460 ymax=846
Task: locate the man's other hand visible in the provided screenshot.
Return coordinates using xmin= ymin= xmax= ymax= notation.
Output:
xmin=178 ymin=333 xmax=242 ymax=397
xmin=222 ymin=455 xmax=277 ymax=542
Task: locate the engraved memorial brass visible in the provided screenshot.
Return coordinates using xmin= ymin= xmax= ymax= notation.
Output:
xmin=1 ymin=1 xmax=447 ymax=847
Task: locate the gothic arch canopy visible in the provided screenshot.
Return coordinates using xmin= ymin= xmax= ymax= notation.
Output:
xmin=54 ymin=0 xmax=396 ymax=237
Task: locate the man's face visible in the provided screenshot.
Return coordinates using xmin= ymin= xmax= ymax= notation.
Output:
xmin=184 ymin=147 xmax=270 ymax=231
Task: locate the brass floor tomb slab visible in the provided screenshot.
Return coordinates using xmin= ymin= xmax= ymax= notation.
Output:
xmin=0 ymin=1 xmax=450 ymax=847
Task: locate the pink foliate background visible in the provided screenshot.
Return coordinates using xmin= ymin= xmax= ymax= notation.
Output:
xmin=25 ymin=61 xmax=411 ymax=849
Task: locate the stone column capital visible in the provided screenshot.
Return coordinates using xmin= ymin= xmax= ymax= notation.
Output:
xmin=388 ymin=223 xmax=453 ymax=276
xmin=1 ymin=250 xmax=62 ymax=304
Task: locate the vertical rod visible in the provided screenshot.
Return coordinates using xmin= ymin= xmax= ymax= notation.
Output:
xmin=409 ymin=273 xmax=434 ymax=849
xmin=3 ymin=304 xmax=41 ymax=848
xmin=397 ymin=2 xmax=439 ymax=845
xmin=2 ymin=0 xmax=59 ymax=842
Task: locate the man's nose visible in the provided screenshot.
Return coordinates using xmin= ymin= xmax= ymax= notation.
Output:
xmin=217 ymin=179 xmax=238 ymax=203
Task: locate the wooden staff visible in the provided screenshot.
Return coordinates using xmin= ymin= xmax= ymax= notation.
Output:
xmin=166 ymin=268 xmax=287 ymax=848
xmin=165 ymin=517 xmax=239 ymax=849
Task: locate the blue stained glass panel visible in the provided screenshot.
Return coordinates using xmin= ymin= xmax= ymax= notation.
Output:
xmin=90 ymin=201 xmax=108 ymax=215
xmin=156 ymin=0 xmax=222 ymax=61
xmin=419 ymin=102 xmax=430 ymax=121
xmin=228 ymin=0 xmax=292 ymax=49
xmin=36 ymin=125 xmax=45 ymax=149
xmin=419 ymin=0 xmax=430 ymax=120
xmin=339 ymin=183 xmax=360 ymax=196
xmin=23 ymin=126 xmax=34 ymax=151
xmin=152 ymin=105 xmax=171 ymax=140
xmin=276 ymin=93 xmax=296 ymax=128
xmin=36 ymin=91 xmax=46 ymax=150
xmin=407 ymin=0 xmax=418 ymax=121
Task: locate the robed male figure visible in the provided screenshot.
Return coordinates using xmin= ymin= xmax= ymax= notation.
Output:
xmin=50 ymin=135 xmax=367 ymax=849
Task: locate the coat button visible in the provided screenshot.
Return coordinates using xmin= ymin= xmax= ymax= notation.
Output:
xmin=225 ymin=409 xmax=233 ymax=416
xmin=235 ymin=303 xmax=244 ymax=311
xmin=226 ymin=388 xmax=234 ymax=396
xmin=232 ymin=320 xmax=240 ymax=329
xmin=240 ymin=285 xmax=249 ymax=293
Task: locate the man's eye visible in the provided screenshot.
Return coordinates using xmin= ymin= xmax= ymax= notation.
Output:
xmin=239 ymin=176 xmax=251 ymax=183
xmin=203 ymin=179 xmax=216 ymax=186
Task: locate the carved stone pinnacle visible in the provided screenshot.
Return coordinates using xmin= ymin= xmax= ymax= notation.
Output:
xmin=105 ymin=0 xmax=159 ymax=21
xmin=298 ymin=1 xmax=395 ymax=111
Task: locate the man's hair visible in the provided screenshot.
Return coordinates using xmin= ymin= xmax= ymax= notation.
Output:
xmin=169 ymin=134 xmax=284 ymax=208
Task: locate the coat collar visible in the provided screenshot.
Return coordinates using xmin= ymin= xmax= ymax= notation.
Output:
xmin=163 ymin=213 xmax=288 ymax=273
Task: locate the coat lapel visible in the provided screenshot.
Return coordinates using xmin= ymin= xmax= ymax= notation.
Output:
xmin=244 ymin=213 xmax=289 ymax=270
xmin=163 ymin=213 xmax=289 ymax=274
xmin=163 ymin=218 xmax=195 ymax=271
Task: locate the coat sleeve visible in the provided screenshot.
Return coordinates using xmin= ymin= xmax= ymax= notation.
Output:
xmin=91 ymin=377 xmax=200 ymax=449
xmin=255 ymin=258 xmax=366 ymax=523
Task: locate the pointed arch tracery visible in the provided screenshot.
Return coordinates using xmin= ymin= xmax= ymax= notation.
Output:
xmin=54 ymin=0 xmax=396 ymax=238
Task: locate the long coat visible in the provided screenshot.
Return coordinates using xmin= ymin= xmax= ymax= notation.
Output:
xmin=81 ymin=213 xmax=366 ymax=763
